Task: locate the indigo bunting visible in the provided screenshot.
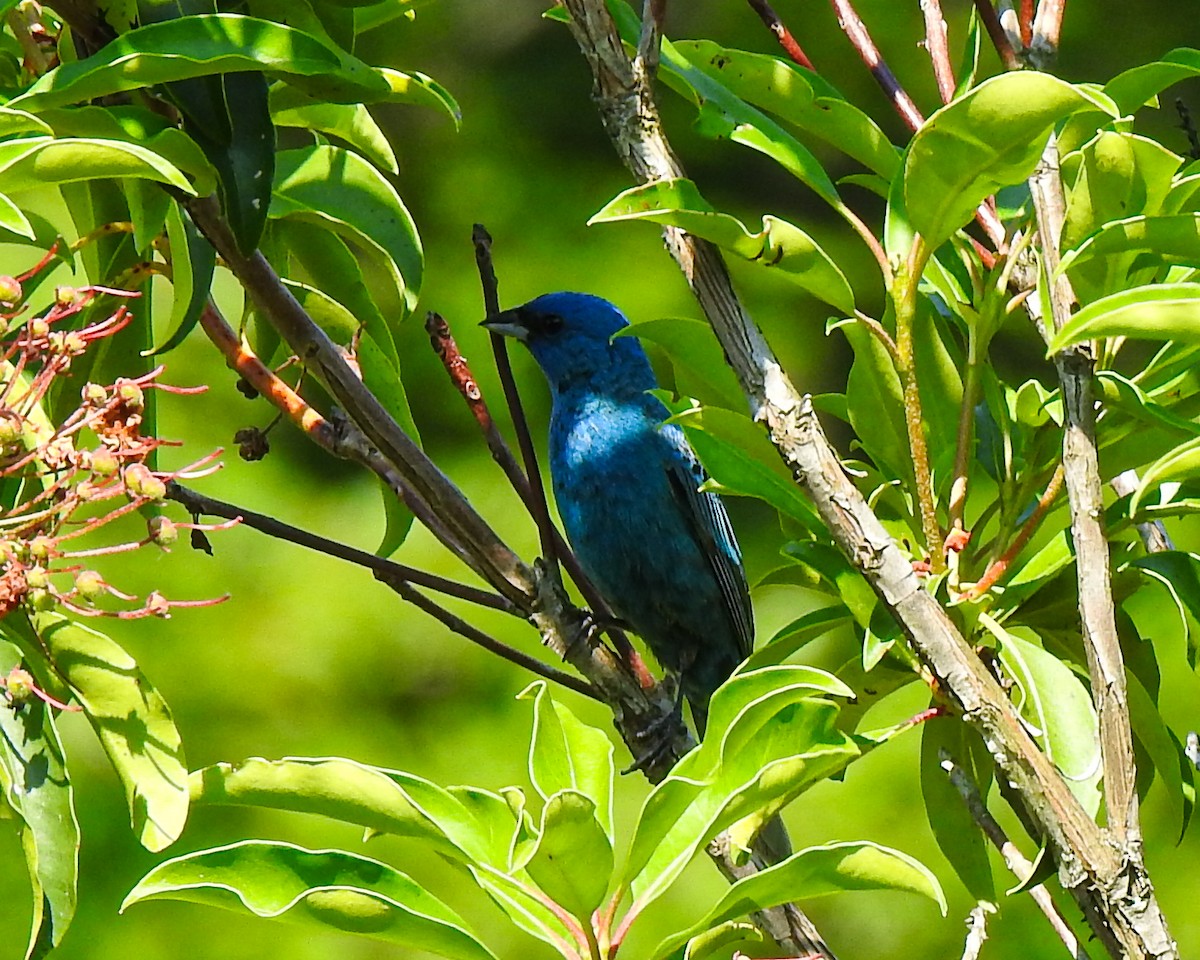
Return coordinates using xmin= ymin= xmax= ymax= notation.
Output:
xmin=483 ymin=292 xmax=752 ymax=733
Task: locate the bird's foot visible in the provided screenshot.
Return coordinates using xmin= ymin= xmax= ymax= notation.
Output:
xmin=621 ymin=675 xmax=690 ymax=774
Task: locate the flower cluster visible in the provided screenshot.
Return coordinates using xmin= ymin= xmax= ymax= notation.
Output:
xmin=0 ymin=250 xmax=231 ymax=625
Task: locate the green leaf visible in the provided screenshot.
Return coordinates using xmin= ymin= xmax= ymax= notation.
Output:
xmin=668 ymin=404 xmax=821 ymax=531
xmin=26 ymin=615 xmax=186 ymax=851
xmin=781 ymin=541 xmax=880 ymax=633
xmin=835 ymin=317 xmax=911 ymax=486
xmin=522 ymin=791 xmax=612 ymax=921
xmin=0 ymin=191 xmax=33 ymax=238
xmin=466 ymin=864 xmax=578 ymax=956
xmin=0 ymin=639 xmax=79 ymax=958
xmin=0 ymin=136 xmax=195 ymax=195
xmin=1126 ymin=671 xmax=1186 ymax=839
xmin=1104 ymin=48 xmax=1200 ymax=115
xmin=621 ymin=666 xmax=856 ymax=918
xmin=743 ymin=605 xmax=853 ymax=672
xmin=650 ymin=841 xmax=945 ymax=960
xmin=591 ymin=179 xmax=853 ymax=312
xmin=985 ymin=619 xmax=1102 ymax=815
xmin=517 ymin=681 xmax=614 ymax=837
xmin=683 ymin=922 xmax=767 ymax=960
xmin=1060 ymin=214 xmax=1200 ymax=276
xmin=623 ymin=316 xmax=744 ymax=410
xmin=123 ymin=840 xmax=496 ymax=960
xmin=903 ymin=73 xmax=1118 ymax=248
xmin=271 ymin=145 xmax=423 ymax=316
xmin=270 ymin=85 xmax=398 ymax=174
xmin=123 ymin=178 xmax=171 ymax=252
xmin=10 ymin=14 xmax=390 ymax=112
xmin=147 ymin=203 xmax=216 ymax=355
xmin=1132 ymin=436 xmax=1200 ymax=514
xmin=670 ymin=41 xmax=899 ymax=179
xmin=919 ymin=716 xmax=995 ymax=902
xmin=1128 ymin=552 xmax=1200 ymax=666
xmin=378 ymin=67 xmax=462 ymax=128
xmin=1047 ymin=283 xmax=1200 ymax=353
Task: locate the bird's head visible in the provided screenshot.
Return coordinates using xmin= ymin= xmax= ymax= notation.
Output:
xmin=481 ymin=292 xmax=655 ymax=394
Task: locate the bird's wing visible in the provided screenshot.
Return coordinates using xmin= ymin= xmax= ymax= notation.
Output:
xmin=661 ymin=424 xmax=755 ymax=660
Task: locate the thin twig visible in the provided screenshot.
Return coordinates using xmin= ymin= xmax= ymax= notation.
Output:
xmin=746 ymin=0 xmax=815 ymax=70
xmin=1019 ymin=0 xmax=1034 ymax=47
xmin=972 ymin=0 xmax=1022 ymax=71
xmin=827 ymin=0 xmax=924 ymax=132
xmin=379 ymin=576 xmax=601 ymax=701
xmin=473 ymin=225 xmax=560 ymax=578
xmin=941 ymin=749 xmax=1092 ymax=959
xmin=1111 ymin=470 xmax=1174 ymax=554
xmin=967 ymin=464 xmax=1064 ymax=599
xmin=960 ymin=903 xmax=995 ymax=960
xmin=920 ymin=0 xmax=957 ymax=104
xmin=165 ymin=481 xmax=516 ymax=614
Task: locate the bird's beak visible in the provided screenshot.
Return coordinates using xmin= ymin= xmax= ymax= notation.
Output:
xmin=480 ymin=309 xmax=529 ymax=342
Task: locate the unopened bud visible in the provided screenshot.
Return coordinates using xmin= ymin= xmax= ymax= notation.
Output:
xmin=28 ymin=317 xmax=49 ymax=339
xmin=0 ymin=415 xmax=21 ymax=446
xmin=64 ymin=333 xmax=87 ymax=355
xmin=116 ymin=380 xmax=144 ymax=409
xmin=0 ymin=275 xmax=22 ymax=305
xmin=90 ymin=448 xmax=119 ymax=476
xmin=123 ymin=463 xmax=166 ymax=501
xmin=25 ymin=566 xmax=49 ymax=589
xmin=75 ymin=480 xmax=98 ymax=501
xmin=81 ymin=382 xmax=108 ymax=406
xmin=145 ymin=591 xmax=170 ymax=618
xmin=147 ymin=515 xmax=178 ymax=548
xmin=27 ymin=536 xmax=53 ymax=560
xmin=75 ymin=570 xmax=105 ymax=601
xmin=4 ymin=667 xmax=33 ymax=705
xmin=54 ymin=286 xmax=80 ymax=307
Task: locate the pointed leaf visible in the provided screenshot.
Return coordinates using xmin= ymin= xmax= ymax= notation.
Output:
xmin=146 ymin=203 xmax=216 ymax=355
xmin=30 ymin=614 xmax=186 ymax=851
xmin=271 ymin=145 xmax=423 ymax=315
xmin=123 ymin=840 xmax=495 ymax=960
xmin=650 ymin=841 xmax=945 ymax=960
xmin=10 ymin=14 xmax=390 ymax=112
xmin=0 ymin=640 xmax=78 ymax=958
xmin=904 ymin=73 xmax=1117 ymax=248
xmin=0 ymin=136 xmax=194 ymax=194
xmin=270 ymin=85 xmax=398 ymax=175
xmin=523 ymin=791 xmax=612 ymax=921
xmin=592 ymin=179 xmax=853 ymax=311
xmin=1047 ymin=283 xmax=1200 ymax=353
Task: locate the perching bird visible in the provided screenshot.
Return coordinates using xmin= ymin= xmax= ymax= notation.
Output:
xmin=482 ymin=292 xmax=753 ymax=733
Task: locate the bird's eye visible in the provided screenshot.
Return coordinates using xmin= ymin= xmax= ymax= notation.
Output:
xmin=540 ymin=314 xmax=564 ymax=334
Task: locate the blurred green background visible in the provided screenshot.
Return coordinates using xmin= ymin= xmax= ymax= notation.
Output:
xmin=3 ymin=2 xmax=1200 ymax=958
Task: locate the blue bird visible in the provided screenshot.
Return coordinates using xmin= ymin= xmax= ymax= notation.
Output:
xmin=483 ymin=292 xmax=753 ymax=733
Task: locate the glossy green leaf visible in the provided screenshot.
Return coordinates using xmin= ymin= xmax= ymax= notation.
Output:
xmin=147 ymin=203 xmax=216 ymax=355
xmin=1126 ymin=671 xmax=1186 ymax=838
xmin=836 ymin=317 xmax=911 ymax=486
xmin=919 ymin=716 xmax=994 ymax=902
xmin=987 ymin=621 xmax=1102 ymax=815
xmin=36 ymin=104 xmax=216 ymax=195
xmin=1047 ymin=283 xmax=1200 ymax=353
xmin=0 ymin=639 xmax=79 ymax=958
xmin=670 ymin=41 xmax=899 ymax=179
xmin=743 ymin=605 xmax=853 ymax=672
xmin=0 ymin=136 xmax=194 ymax=195
xmin=28 ymin=615 xmax=186 ymax=851
xmin=1059 ymin=214 xmax=1200 ymax=276
xmin=10 ymin=14 xmax=390 ymax=112
xmin=123 ymin=178 xmax=171 ymax=252
xmin=683 ymin=922 xmax=766 ymax=960
xmin=624 ymin=316 xmax=744 ymax=410
xmin=281 ymin=278 xmax=359 ymax=344
xmin=650 ymin=841 xmax=944 ymax=959
xmin=666 ymin=403 xmax=820 ymax=530
xmin=191 ymin=756 xmax=462 ymax=859
xmin=523 ymin=791 xmax=612 ymax=920
xmin=913 ymin=301 xmax=964 ymax=495
xmin=0 ymin=105 xmax=52 ymax=137
xmin=123 ymin=840 xmax=496 ymax=960
xmin=781 ymin=541 xmax=879 ymax=631
xmin=1129 ymin=552 xmax=1200 ymax=665
xmin=270 ymin=85 xmax=398 ymax=175
xmin=0 ymin=191 xmax=33 ymax=238
xmin=592 ymin=179 xmax=853 ymax=312
xmin=271 ymin=145 xmax=423 ymax=315
xmin=379 ymin=67 xmax=462 ymax=127
xmin=1133 ymin=436 xmax=1200 ymax=514
xmin=622 ymin=666 xmax=856 ymax=916
xmin=1104 ymin=48 xmax=1200 ymax=115
xmin=903 ymin=73 xmax=1117 ymax=248
xmin=517 ymin=681 xmax=614 ymax=837
xmin=466 ymin=863 xmax=578 ymax=956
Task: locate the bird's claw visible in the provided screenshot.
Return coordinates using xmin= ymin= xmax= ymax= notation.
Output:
xmin=621 ymin=676 xmax=689 ymax=774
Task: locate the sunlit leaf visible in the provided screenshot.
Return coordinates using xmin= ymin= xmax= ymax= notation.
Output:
xmin=522 ymin=791 xmax=612 ymax=921
xmin=904 ymin=73 xmax=1117 ymax=248
xmin=123 ymin=840 xmax=496 ymax=960
xmin=1047 ymin=283 xmax=1200 ymax=353
xmin=270 ymin=85 xmax=398 ymax=174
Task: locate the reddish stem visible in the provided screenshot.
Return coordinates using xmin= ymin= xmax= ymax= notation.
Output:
xmin=746 ymin=0 xmax=815 ymax=70
xmin=827 ymin=0 xmax=924 ymax=133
